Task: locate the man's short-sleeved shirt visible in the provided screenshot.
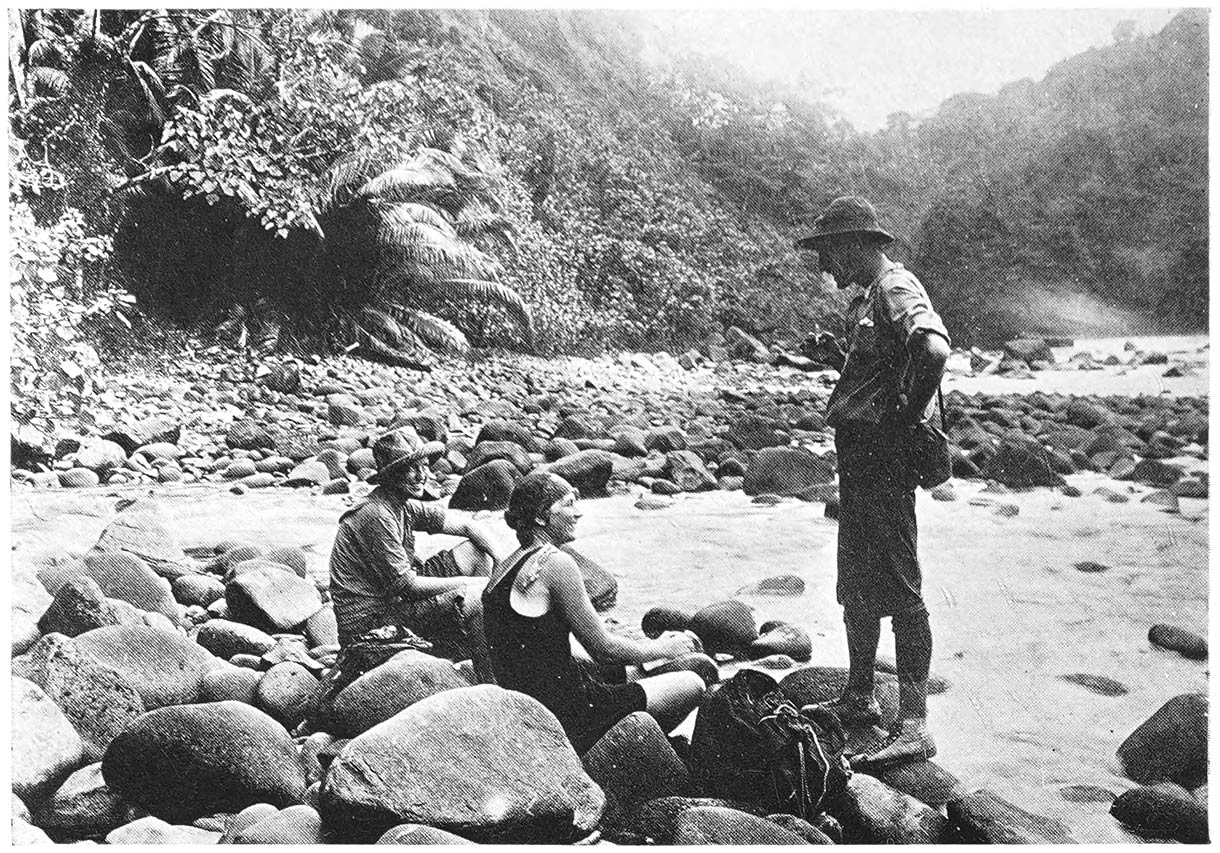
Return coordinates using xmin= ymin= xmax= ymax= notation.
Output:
xmin=329 ymin=486 xmax=447 ymax=637
xmin=827 ymin=262 xmax=950 ymax=428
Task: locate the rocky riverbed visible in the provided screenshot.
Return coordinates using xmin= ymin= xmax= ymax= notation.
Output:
xmin=9 ymin=337 xmax=1210 ymax=844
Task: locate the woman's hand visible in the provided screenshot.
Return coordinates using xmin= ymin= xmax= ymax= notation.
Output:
xmin=654 ymin=630 xmax=699 ymax=659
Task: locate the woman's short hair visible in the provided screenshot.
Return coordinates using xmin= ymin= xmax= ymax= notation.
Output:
xmin=505 ymin=472 xmax=574 ymax=546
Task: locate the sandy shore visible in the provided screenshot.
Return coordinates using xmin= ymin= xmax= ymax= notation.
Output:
xmin=11 ymin=459 xmax=1207 ymax=843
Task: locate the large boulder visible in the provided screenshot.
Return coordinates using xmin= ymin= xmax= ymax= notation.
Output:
xmin=72 ymin=625 xmax=222 ymax=708
xmin=542 ymin=450 xmax=616 ymax=496
xmin=225 ymin=564 xmax=323 ymax=632
xmin=102 ymin=701 xmax=307 ymax=823
xmin=875 ymin=760 xmax=964 ymax=809
xmin=1110 ymin=783 xmax=1209 ymax=844
xmin=667 ymin=450 xmax=717 ymax=492
xmin=476 ymin=420 xmax=542 ymax=453
xmin=200 ymin=666 xmax=262 ymax=704
xmin=195 ymin=619 xmax=277 ymax=660
xmin=561 ymin=545 xmax=618 ymax=612
xmin=828 ymin=772 xmax=951 ymax=844
xmin=256 ymin=661 xmax=321 ymax=729
xmin=583 ymin=713 xmax=692 ymax=833
xmin=947 ymin=788 xmax=1075 ymax=843
xmin=13 ymin=677 xmax=86 ymax=802
xmin=329 ymin=650 xmax=467 ymax=737
xmin=13 ymin=634 xmax=146 ymax=762
xmin=727 ymin=414 xmax=784 ymax=450
xmin=743 ymin=448 xmax=834 ymax=497
xmin=448 ymin=459 xmax=521 ymax=511
xmin=465 ymin=440 xmax=534 ymax=474
xmin=320 ymin=685 xmax=604 ymax=843
xmin=32 ymin=762 xmax=132 ymax=836
xmin=688 ymin=600 xmax=758 ymax=655
xmin=1117 ymin=693 xmax=1208 ymax=788
xmin=93 ymin=499 xmax=191 ymax=580
xmin=982 ymin=436 xmax=1066 ymax=488
xmin=226 ymin=419 xmax=274 ymax=451
xmin=672 ymin=806 xmax=811 ymax=844
xmin=79 ymin=550 xmax=180 ymax=625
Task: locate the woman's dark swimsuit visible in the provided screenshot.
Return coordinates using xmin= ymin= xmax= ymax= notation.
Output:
xmin=483 ymin=547 xmax=645 ymax=754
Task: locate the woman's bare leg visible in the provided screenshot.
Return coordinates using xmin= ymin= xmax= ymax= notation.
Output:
xmin=638 ymin=671 xmax=706 ymax=733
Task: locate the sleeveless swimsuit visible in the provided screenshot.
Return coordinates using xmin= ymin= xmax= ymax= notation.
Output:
xmin=482 ymin=546 xmax=646 ymax=753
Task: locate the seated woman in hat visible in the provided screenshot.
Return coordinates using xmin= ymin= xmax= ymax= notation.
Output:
xmin=329 ymin=428 xmax=506 ymax=659
xmin=482 ymin=471 xmax=709 ymax=753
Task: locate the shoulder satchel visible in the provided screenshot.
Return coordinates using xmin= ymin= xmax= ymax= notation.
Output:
xmin=871 ymin=270 xmax=952 ymax=490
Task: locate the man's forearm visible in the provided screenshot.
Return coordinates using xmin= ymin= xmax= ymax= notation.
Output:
xmin=390 ymin=571 xmax=466 ymax=601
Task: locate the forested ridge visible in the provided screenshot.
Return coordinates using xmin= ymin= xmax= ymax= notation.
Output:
xmin=9 ymin=8 xmax=1208 ymax=426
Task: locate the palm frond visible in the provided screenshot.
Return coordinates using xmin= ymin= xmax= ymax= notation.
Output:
xmin=127 ymin=60 xmax=168 ymax=125
xmin=387 ymin=202 xmax=455 ymax=236
xmin=392 ymin=307 xmax=469 ymax=354
xmin=376 ymin=216 xmax=501 ymax=281
xmin=437 ymin=277 xmax=532 ymax=336
xmin=359 ymin=164 xmax=456 ymax=202
xmin=455 ymin=205 xmax=517 ymax=249
xmin=324 ymin=146 xmax=410 ymax=210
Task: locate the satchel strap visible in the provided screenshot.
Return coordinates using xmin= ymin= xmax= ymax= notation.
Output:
xmin=937 ymin=385 xmax=946 ymax=432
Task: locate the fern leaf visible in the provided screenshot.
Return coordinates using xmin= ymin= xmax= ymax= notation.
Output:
xmin=394 ymin=308 xmax=469 ymax=355
xmin=437 ymin=277 xmax=532 ymax=335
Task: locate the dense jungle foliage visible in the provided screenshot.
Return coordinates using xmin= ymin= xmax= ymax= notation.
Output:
xmin=9 ymin=7 xmax=1208 ymax=405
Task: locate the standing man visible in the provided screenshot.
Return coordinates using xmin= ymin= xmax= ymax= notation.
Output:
xmin=329 ymin=427 xmax=506 ymax=660
xmin=796 ymin=196 xmax=951 ymax=767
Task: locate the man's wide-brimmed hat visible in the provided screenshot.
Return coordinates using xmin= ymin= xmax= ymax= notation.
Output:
xmin=368 ymin=428 xmax=444 ymax=484
xmin=796 ymin=196 xmax=894 ymax=249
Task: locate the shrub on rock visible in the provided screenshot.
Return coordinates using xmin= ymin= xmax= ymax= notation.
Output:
xmin=102 ymin=701 xmax=306 ymax=823
xmin=320 ymin=685 xmax=604 ymax=843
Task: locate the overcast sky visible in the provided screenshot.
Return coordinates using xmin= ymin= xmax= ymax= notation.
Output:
xmin=639 ymin=9 xmax=1182 ymax=131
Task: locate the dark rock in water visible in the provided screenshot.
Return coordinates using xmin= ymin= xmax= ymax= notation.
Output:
xmin=73 ymin=624 xmax=221 ymax=709
xmin=1111 ymin=782 xmax=1209 ymax=843
xmin=448 ymin=459 xmax=521 ymax=511
xmin=743 ymin=447 xmax=834 ymax=496
xmin=226 ymin=564 xmax=323 ymax=632
xmin=476 ymin=420 xmax=542 ymax=453
xmin=14 ymin=633 xmax=146 ymax=762
xmin=828 ymin=772 xmax=951 ymax=843
xmin=320 ymin=685 xmax=604 ymax=843
xmin=1059 ymin=673 xmax=1128 ymax=696
xmin=667 ymin=449 xmax=717 ymax=491
xmin=1003 ymin=338 xmax=1054 ymax=364
xmin=642 ymin=606 xmax=692 ymax=638
xmin=983 ymin=436 xmax=1066 ymax=487
xmin=196 ymin=618 xmax=277 ymax=659
xmin=38 ymin=576 xmax=139 ymax=637
xmin=1130 ymin=458 xmax=1184 ymax=487
xmin=561 ymin=545 xmax=618 ymax=611
xmin=874 ymin=761 xmax=964 ymax=808
xmin=1074 ymin=560 xmax=1109 ymax=573
xmin=779 ymin=667 xmax=900 ymax=730
xmin=689 ymin=600 xmax=758 ymax=654
xmin=738 ymin=574 xmax=806 ymax=596
xmin=766 ymin=813 xmax=834 ymax=843
xmin=1117 ymin=693 xmax=1208 ymax=788
xmin=1148 ymin=624 xmax=1207 ymax=660
xmin=1059 ymin=784 xmax=1116 ymax=803
xmin=672 ymin=806 xmax=811 ymax=844
xmin=747 ymin=622 xmax=812 ymax=663
xmin=948 ymin=788 xmax=1076 ymax=843
xmin=13 ymin=676 xmax=86 ymax=802
xmin=542 ymin=449 xmax=616 ymax=496
xmin=328 ymin=650 xmax=467 ymax=737
xmin=633 ymin=796 xmax=766 ymax=844
xmin=583 ymin=712 xmax=692 ymax=834
xmin=376 ymin=823 xmax=470 ymax=844
xmin=649 ymin=652 xmax=720 ymax=686
xmin=465 ymin=440 xmax=534 ymax=475
xmin=102 ymin=700 xmax=306 ymax=823
xmin=727 ymin=414 xmax=784 ymax=450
